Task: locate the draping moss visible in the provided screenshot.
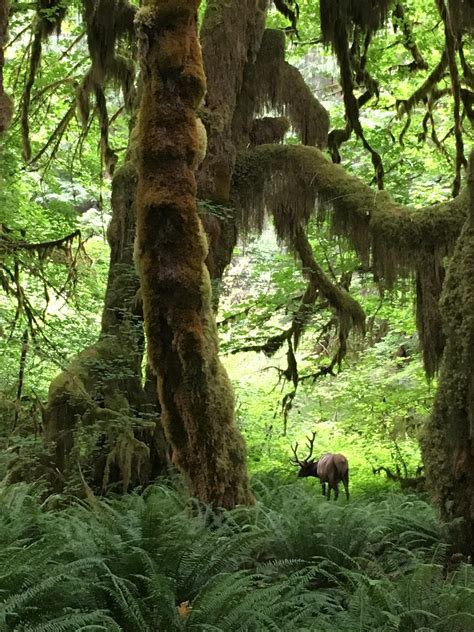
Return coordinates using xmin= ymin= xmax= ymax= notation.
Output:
xmin=233 ymin=144 xmax=468 ymax=375
xmin=233 ymin=29 xmax=329 ymax=149
xmin=415 ymin=254 xmax=446 ymax=378
xmin=20 ymin=1 xmax=68 ymax=159
xmin=76 ymin=0 xmax=136 ymax=174
xmin=135 ymin=0 xmax=253 ymax=508
xmin=249 ymin=116 xmax=290 ymax=146
xmin=449 ymin=0 xmax=474 ymax=34
xmin=197 ymin=0 xmax=268 ymax=204
xmin=320 ymin=0 xmax=391 ymax=48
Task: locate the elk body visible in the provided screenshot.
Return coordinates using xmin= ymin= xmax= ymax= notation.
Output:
xmin=291 ymin=433 xmax=349 ymax=501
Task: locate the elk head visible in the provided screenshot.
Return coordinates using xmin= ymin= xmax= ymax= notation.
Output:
xmin=289 ymin=432 xmax=319 ymax=478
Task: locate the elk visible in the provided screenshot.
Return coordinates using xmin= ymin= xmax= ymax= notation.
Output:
xmin=290 ymin=432 xmax=349 ymax=501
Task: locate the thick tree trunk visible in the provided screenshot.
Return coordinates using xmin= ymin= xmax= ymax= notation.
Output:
xmin=134 ymin=0 xmax=253 ymax=509
xmin=421 ymin=153 xmax=474 ymax=557
xmin=41 ymin=156 xmax=168 ymax=493
xmin=196 ymin=0 xmax=268 ymax=290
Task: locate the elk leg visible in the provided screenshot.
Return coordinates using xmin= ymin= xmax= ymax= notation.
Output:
xmin=334 ymin=483 xmax=339 ymax=501
xmin=343 ymin=477 xmax=350 ymax=501
xmin=327 ymin=486 xmax=331 ymax=501
xmin=321 ymin=482 xmax=326 ymax=497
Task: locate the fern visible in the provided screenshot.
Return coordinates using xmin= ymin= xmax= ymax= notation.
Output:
xmin=0 ymin=479 xmax=472 ymax=631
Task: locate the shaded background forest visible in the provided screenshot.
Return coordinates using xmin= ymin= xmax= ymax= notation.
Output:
xmin=0 ymin=0 xmax=473 ymax=628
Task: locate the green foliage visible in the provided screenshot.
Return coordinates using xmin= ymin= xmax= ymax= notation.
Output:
xmin=0 ymin=479 xmax=472 ymax=630
xmin=221 ymin=221 xmax=432 ymax=489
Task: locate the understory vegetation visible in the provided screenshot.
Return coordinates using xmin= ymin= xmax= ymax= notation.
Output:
xmin=1 ymin=479 xmax=473 ymax=631
xmin=1 ymin=0 xmax=474 ymax=626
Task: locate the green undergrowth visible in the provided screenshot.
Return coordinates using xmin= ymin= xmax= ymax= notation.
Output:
xmin=1 ymin=476 xmax=473 ymax=631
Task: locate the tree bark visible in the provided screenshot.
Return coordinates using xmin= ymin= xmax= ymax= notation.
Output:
xmin=134 ymin=0 xmax=253 ymax=509
xmin=421 ymin=152 xmax=474 ymax=557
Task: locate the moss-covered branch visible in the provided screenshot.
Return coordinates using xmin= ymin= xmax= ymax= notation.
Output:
xmin=234 ymin=144 xmax=466 ymax=260
xmin=233 ymin=143 xmax=468 ymax=374
xmin=20 ymin=1 xmax=67 ymax=159
xmin=392 ymin=3 xmax=428 ymax=72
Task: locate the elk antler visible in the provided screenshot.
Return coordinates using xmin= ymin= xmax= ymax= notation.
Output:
xmin=290 ymin=431 xmax=317 ymax=466
xmin=304 ymin=431 xmax=316 ymax=461
xmin=290 ymin=441 xmax=303 ymax=466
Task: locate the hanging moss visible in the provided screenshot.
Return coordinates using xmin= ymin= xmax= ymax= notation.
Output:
xmin=233 ymin=143 xmax=468 ymax=375
xmin=135 ymin=0 xmax=253 ymax=508
xmin=235 ymin=144 xmax=467 ymax=260
xmin=193 ymin=0 xmax=269 ymax=295
xmin=77 ymin=0 xmax=136 ymax=174
xmin=37 ymin=0 xmax=67 ymax=38
xmin=320 ymin=0 xmax=391 ymax=48
xmin=20 ymin=1 xmax=68 ymax=159
xmin=449 ymin=0 xmax=474 ymax=34
xmin=83 ymin=0 xmax=135 ymax=83
xmin=197 ymin=0 xmax=268 ymax=203
xmin=249 ymin=116 xmax=290 ymax=146
xmin=415 ymin=254 xmax=446 ymax=378
xmin=233 ymin=29 xmax=329 ymax=149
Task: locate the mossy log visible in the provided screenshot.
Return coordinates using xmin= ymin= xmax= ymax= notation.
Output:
xmin=135 ymin=0 xmax=253 ymax=508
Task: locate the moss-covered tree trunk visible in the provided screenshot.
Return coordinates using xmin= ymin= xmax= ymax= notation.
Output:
xmin=134 ymin=0 xmax=253 ymax=509
xmin=41 ymin=153 xmax=168 ymax=493
xmin=422 ymin=153 xmax=474 ymax=557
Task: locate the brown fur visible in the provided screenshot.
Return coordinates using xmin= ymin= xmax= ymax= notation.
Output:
xmin=316 ymin=453 xmax=349 ymax=500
